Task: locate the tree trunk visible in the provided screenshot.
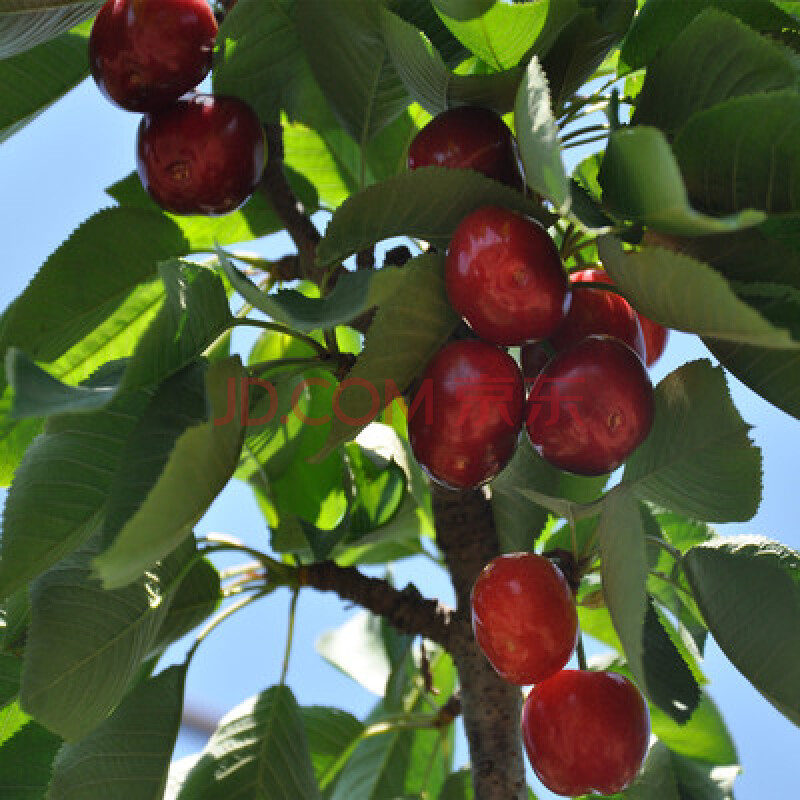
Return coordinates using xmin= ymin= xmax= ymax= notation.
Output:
xmin=433 ymin=486 xmax=527 ymax=800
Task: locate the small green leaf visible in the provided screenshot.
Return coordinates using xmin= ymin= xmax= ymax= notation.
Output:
xmin=317 ymin=167 xmax=550 ymax=267
xmin=93 ymin=358 xmax=246 ymax=588
xmin=674 ymin=90 xmax=800 ymax=215
xmin=684 ymin=536 xmax=800 ymax=727
xmin=0 ymin=0 xmax=100 ymax=58
xmin=441 ymin=769 xmax=474 ymax=799
xmin=47 ymin=665 xmax=187 ymax=800
xmin=317 ymin=253 xmax=460 ymax=457
xmin=176 ymin=685 xmax=321 ymax=800
xmin=632 ymin=9 xmax=799 ymax=133
xmin=514 ymin=55 xmax=569 ymax=212
xmin=599 ymin=127 xmax=765 ymax=235
xmin=623 ymin=360 xmax=762 ymax=522
xmin=0 ymin=717 xmax=61 ymax=798
xmin=597 ymin=237 xmax=797 ymax=347
xmin=345 ymin=443 xmax=406 ymax=535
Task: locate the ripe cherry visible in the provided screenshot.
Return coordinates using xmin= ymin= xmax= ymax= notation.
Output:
xmin=471 ymin=553 xmax=578 ymax=685
xmin=446 ymin=207 xmax=571 ymax=346
xmin=407 ymin=106 xmax=523 ymax=188
xmin=522 ymin=669 xmax=650 ymax=796
xmin=639 ymin=314 xmax=670 ymax=367
xmin=136 ymin=94 xmax=266 ymax=216
xmin=550 ymin=268 xmax=646 ymax=360
xmin=89 ymin=0 xmax=218 ymax=112
xmin=526 ymin=335 xmax=655 ymax=476
xmin=408 ymin=339 xmax=525 ymax=490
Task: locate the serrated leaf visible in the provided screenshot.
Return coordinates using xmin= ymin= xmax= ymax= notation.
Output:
xmin=674 ymin=90 xmax=800 ymax=215
xmin=670 ymin=752 xmax=740 ymax=800
xmin=301 ymin=705 xmax=365 ymax=788
xmin=622 ymin=360 xmax=762 ymax=522
xmin=704 ymin=338 xmax=800 ymax=420
xmin=598 ymin=127 xmax=765 ymax=235
xmin=93 ymin=358 xmax=245 ymax=588
xmin=0 ymin=717 xmax=61 ymax=798
xmin=381 ymin=7 xmax=522 ymax=116
xmin=514 ymin=54 xmax=569 ymax=212
xmin=0 ymin=21 xmax=90 ymax=143
xmin=0 ymin=0 xmax=100 ymax=58
xmin=0 ymin=386 xmax=152 ymax=599
xmin=623 ymin=741 xmax=680 ymax=800
xmin=317 ymin=253 xmax=459 ymax=457
xmin=176 ymin=685 xmax=321 ymax=800
xmin=317 ymin=167 xmax=551 ymax=266
xmin=633 ymin=9 xmax=799 ymax=134
xmin=20 ymin=534 xmax=180 ymax=740
xmin=685 ymin=536 xmax=800 ymax=727
xmin=597 ymin=237 xmax=797 ymax=347
xmin=47 ymin=665 xmax=187 ymax=800
xmin=295 ymin=0 xmax=408 ymax=143
xmin=345 ymin=443 xmax=406 ymax=535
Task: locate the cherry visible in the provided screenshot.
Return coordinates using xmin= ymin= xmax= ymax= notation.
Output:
xmin=136 ymin=94 xmax=266 ymax=216
xmin=550 ymin=268 xmax=646 ymax=360
xmin=407 ymin=106 xmax=523 ymax=188
xmin=89 ymin=0 xmax=218 ymax=112
xmin=526 ymin=335 xmax=655 ymax=476
xmin=446 ymin=206 xmax=571 ymax=346
xmin=639 ymin=313 xmax=670 ymax=367
xmin=471 ymin=553 xmax=578 ymax=685
xmin=521 ymin=669 xmax=650 ymax=796
xmin=408 ymin=339 xmax=525 ymax=490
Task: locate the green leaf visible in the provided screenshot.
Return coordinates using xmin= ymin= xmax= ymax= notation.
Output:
xmin=597 ymin=237 xmax=797 ymax=347
xmin=20 ymin=533 xmax=180 ymax=740
xmin=300 ymin=705 xmax=365 ymax=788
xmin=684 ymin=535 xmax=800 ymax=727
xmin=0 ymin=22 xmax=90 ymax=143
xmin=620 ymin=0 xmax=799 ymax=71
xmin=295 ymin=0 xmax=408 ymax=143
xmin=93 ymin=358 xmax=246 ymax=588
xmin=622 ymin=360 xmax=762 ymax=522
xmin=0 ymin=0 xmax=100 ymax=58
xmin=598 ymin=127 xmax=765 ymax=235
xmin=380 ymin=7 xmax=523 ymax=115
xmin=345 ymin=443 xmax=406 ymax=535
xmin=0 ymin=386 xmax=152 ymax=599
xmin=317 ymin=253 xmax=460 ymax=457
xmin=669 ymin=752 xmax=739 ymax=800
xmin=632 ymin=9 xmax=799 ymax=134
xmin=441 ymin=769 xmax=474 ymax=800
xmin=47 ymin=665 xmax=187 ymax=800
xmin=704 ymin=338 xmax=800 ymax=421
xmin=317 ymin=167 xmax=550 ymax=267
xmin=0 ymin=718 xmax=61 ymax=798
xmin=0 ymin=653 xmax=21 ymax=711
xmin=491 ymin=439 xmax=558 ymax=554
xmin=623 ymin=741 xmax=680 ymax=800
xmin=514 ymin=54 xmax=569 ymax=212
xmin=176 ymin=685 xmax=321 ymax=800
xmin=674 ymin=90 xmax=800 ymax=215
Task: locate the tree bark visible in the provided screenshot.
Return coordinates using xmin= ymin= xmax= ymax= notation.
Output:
xmin=433 ymin=486 xmax=527 ymax=800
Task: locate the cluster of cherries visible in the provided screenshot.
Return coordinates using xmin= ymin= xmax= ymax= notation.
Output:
xmin=407 ymin=108 xmax=658 ymax=795
xmin=406 ymin=105 xmax=665 ymax=489
xmin=89 ymin=0 xmax=264 ymax=216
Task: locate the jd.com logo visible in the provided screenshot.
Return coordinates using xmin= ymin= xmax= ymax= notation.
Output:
xmin=215 ymin=376 xmax=589 ymax=429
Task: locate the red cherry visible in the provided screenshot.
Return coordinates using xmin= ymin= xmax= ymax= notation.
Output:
xmin=408 ymin=340 xmax=525 ymax=490
xmin=522 ymin=670 xmax=650 ymax=796
xmin=446 ymin=207 xmax=571 ymax=346
xmin=639 ymin=314 xmax=670 ymax=366
xmin=526 ymin=335 xmax=655 ymax=475
xmin=136 ymin=94 xmax=266 ymax=216
xmin=408 ymin=106 xmax=523 ymax=188
xmin=89 ymin=0 xmax=218 ymax=112
xmin=471 ymin=553 xmax=578 ymax=685
xmin=550 ymin=268 xmax=646 ymax=360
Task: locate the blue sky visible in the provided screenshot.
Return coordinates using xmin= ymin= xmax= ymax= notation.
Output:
xmin=2 ymin=77 xmax=799 ymax=799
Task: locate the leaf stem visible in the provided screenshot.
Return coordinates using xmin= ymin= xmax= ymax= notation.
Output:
xmin=280 ymin=589 xmax=300 ymax=685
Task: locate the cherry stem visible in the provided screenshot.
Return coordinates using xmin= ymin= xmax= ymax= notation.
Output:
xmin=280 ymin=588 xmax=300 ymax=685
xmin=576 ymin=634 xmax=588 ymax=671
xmin=234 ymin=318 xmax=330 ymax=358
xmin=571 ymin=280 xmax=629 ymax=299
xmin=646 ymin=535 xmax=684 ymax=564
xmin=560 ymin=123 xmax=609 ymax=144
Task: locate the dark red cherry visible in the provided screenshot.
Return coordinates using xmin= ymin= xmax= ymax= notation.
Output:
xmin=446 ymin=206 xmax=571 ymax=346
xmin=639 ymin=314 xmax=669 ymax=366
xmin=136 ymin=94 xmax=266 ymax=216
xmin=89 ymin=0 xmax=218 ymax=112
xmin=471 ymin=553 xmax=578 ymax=685
xmin=526 ymin=335 xmax=655 ymax=476
xmin=408 ymin=106 xmax=523 ymax=188
xmin=522 ymin=670 xmax=650 ymax=796
xmin=550 ymin=268 xmax=646 ymax=360
xmin=408 ymin=340 xmax=525 ymax=490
